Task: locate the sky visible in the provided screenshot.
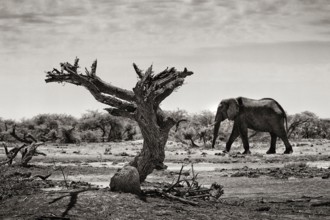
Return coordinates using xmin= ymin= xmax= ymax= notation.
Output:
xmin=1 ymin=0 xmax=330 ymax=120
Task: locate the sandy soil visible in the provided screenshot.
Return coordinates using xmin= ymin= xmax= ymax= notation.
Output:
xmin=1 ymin=139 xmax=330 ymax=219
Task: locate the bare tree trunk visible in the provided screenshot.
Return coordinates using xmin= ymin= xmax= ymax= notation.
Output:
xmin=130 ymin=119 xmax=170 ymax=181
xmin=130 ymin=132 xmax=168 ymax=182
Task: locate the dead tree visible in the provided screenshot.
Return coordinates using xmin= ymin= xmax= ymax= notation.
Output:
xmin=1 ymin=143 xmax=26 ymax=166
xmin=45 ymin=58 xmax=193 ymax=182
xmin=1 ymin=126 xmax=45 ymax=167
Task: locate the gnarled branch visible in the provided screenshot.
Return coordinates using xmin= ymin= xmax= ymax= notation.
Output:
xmin=133 ymin=64 xmax=193 ymax=106
xmin=46 ymin=58 xmax=136 ymax=112
xmin=133 ymin=63 xmax=144 ymax=79
xmin=104 ymin=108 xmax=135 ymax=120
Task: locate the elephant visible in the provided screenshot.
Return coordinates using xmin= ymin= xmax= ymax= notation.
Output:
xmin=211 ymin=97 xmax=293 ymax=154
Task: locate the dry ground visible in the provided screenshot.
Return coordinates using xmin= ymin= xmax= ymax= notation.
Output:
xmin=1 ymin=139 xmax=330 ymax=219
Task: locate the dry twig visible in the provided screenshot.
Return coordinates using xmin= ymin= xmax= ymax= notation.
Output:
xmin=145 ymin=163 xmax=223 ymax=205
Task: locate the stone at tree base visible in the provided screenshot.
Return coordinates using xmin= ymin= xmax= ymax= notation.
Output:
xmin=110 ymin=165 xmax=141 ymax=195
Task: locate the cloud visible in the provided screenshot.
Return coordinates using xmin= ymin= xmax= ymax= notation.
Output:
xmin=195 ymin=41 xmax=330 ymax=64
xmin=1 ymin=0 xmax=330 ymax=119
xmin=310 ymin=17 xmax=330 ymax=27
xmin=1 ymin=0 xmax=330 ymax=54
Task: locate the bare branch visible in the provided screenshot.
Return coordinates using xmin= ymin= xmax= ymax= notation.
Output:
xmin=153 ymin=68 xmax=193 ymax=105
xmin=154 ymin=67 xmax=192 ymax=88
xmin=154 ymin=78 xmax=185 ymax=105
xmin=133 ymin=63 xmax=144 ymax=79
xmin=46 ymin=61 xmax=136 ymax=111
xmin=133 ymin=66 xmax=193 ymax=106
xmin=162 ymin=192 xmax=199 ymax=206
xmin=46 ymin=59 xmax=135 ymax=103
xmin=153 ymin=67 xmax=173 ymax=81
xmin=90 ymin=76 xmax=135 ymax=101
xmin=104 ymin=108 xmax=135 ymax=120
xmin=20 ymin=142 xmax=44 ymax=167
xmin=1 ymin=143 xmax=27 ymax=166
xmin=166 ymin=165 xmax=185 ymax=192
xmin=175 ymin=119 xmax=188 ymax=132
xmin=34 ymin=173 xmax=52 ymax=180
xmin=26 ymin=134 xmax=38 ymax=143
xmin=73 ymin=57 xmax=79 ymax=70
xmin=144 ymin=65 xmax=153 ymax=78
xmin=90 ymin=59 xmax=97 ymax=76
xmin=85 ymin=85 xmax=135 ymax=112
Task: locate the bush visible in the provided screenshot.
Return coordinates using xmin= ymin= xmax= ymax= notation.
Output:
xmin=59 ymin=126 xmax=81 ymax=144
xmin=80 ymin=130 xmax=99 ymax=143
xmin=123 ymin=124 xmax=137 ymax=140
xmin=182 ymin=127 xmax=197 ymax=140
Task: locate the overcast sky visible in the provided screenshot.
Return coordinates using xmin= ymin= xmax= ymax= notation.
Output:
xmin=1 ymin=0 xmax=330 ymax=120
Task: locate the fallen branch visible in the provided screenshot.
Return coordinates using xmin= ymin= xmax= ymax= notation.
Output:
xmin=186 ymin=194 xmax=210 ymax=199
xmin=34 ymin=173 xmax=52 ymax=181
xmin=166 ymin=164 xmax=185 ymax=192
xmin=162 ymin=191 xmax=199 ymax=206
xmin=145 ymin=163 xmax=223 ymax=205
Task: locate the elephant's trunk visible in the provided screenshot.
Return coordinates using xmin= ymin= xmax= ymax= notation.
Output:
xmin=212 ymin=109 xmax=222 ymax=148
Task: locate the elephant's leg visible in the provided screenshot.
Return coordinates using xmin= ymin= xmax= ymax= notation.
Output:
xmin=238 ymin=123 xmax=251 ymax=154
xmin=266 ymin=133 xmax=277 ymax=154
xmin=279 ymin=134 xmax=293 ymax=154
xmin=224 ymin=123 xmax=239 ymax=153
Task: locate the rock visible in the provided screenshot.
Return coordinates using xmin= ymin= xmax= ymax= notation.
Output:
xmin=110 ymin=165 xmax=141 ymax=196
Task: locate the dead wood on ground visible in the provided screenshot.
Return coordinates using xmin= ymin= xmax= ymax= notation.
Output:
xmin=144 ymin=164 xmax=224 ymax=206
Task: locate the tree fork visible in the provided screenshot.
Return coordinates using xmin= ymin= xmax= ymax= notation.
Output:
xmin=45 ymin=58 xmax=193 ymax=183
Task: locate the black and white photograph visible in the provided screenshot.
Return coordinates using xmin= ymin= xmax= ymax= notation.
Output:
xmin=1 ymin=0 xmax=330 ymax=219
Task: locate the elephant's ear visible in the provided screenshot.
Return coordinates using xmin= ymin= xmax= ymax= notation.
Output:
xmin=226 ymin=99 xmax=239 ymax=120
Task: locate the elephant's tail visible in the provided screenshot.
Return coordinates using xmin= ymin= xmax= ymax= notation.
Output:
xmin=261 ymin=98 xmax=288 ymax=133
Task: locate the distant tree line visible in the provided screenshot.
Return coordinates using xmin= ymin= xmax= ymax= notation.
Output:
xmin=0 ymin=110 xmax=329 ymax=145
xmin=0 ymin=110 xmax=139 ymax=144
xmin=167 ymin=109 xmax=330 ymax=147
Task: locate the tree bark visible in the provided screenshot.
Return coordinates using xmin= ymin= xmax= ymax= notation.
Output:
xmin=130 ymin=113 xmax=172 ymax=181
xmin=45 ymin=58 xmax=193 ymax=183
